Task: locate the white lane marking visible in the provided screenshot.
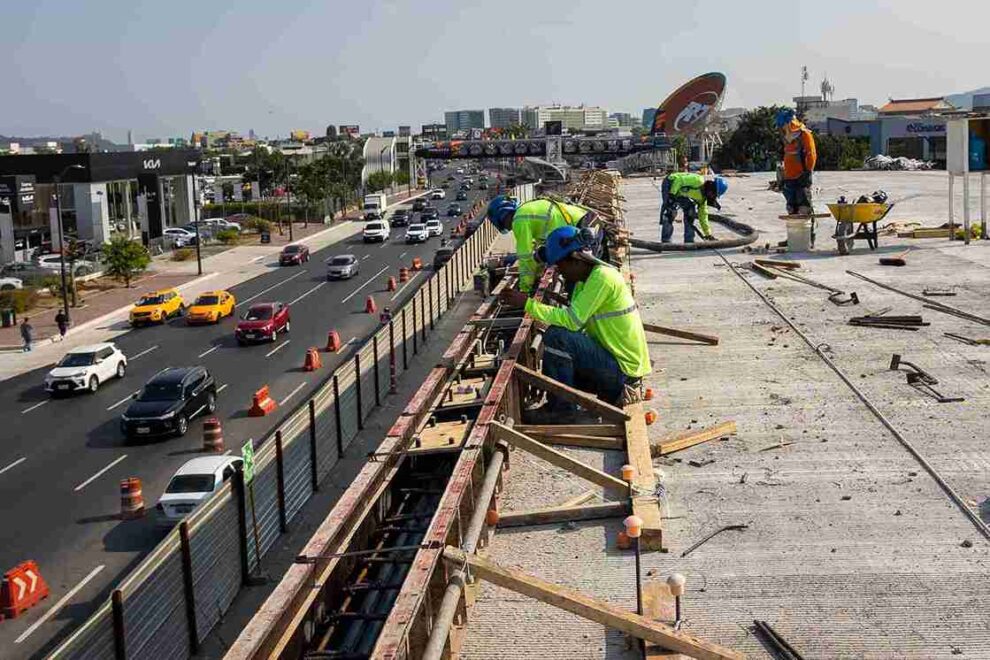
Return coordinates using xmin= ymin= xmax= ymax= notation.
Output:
xmin=0 ymin=457 xmax=27 ymax=476
xmin=398 ymin=251 xmax=407 ymax=259
xmin=216 ymin=383 xmax=229 ymax=394
xmin=15 ymin=564 xmax=106 ymax=644
xmin=74 ymin=455 xmax=128 ymax=492
xmin=265 ymin=340 xmax=291 ymax=358
xmin=222 ymin=449 xmax=232 ymax=456
xmin=106 ymin=390 xmax=140 ymax=411
xmin=279 ymin=382 xmax=308 ymax=406
xmin=380 ymin=240 xmax=392 ymax=249
xmin=344 ymin=336 xmax=357 ymax=346
xmin=290 ymin=281 xmax=326 ymax=305
xmin=361 ymin=254 xmax=371 ymax=261
xmin=21 ymin=400 xmax=49 ymax=415
xmin=128 ymin=345 xmax=159 ymax=361
xmin=391 ymin=271 xmax=422 ymax=300
xmin=235 ymin=271 xmax=306 ymax=308
xmin=198 ymin=345 xmax=220 ymax=358
xmin=251 ymin=255 xmax=266 ymax=263
xmin=342 ymin=266 xmax=389 ymax=303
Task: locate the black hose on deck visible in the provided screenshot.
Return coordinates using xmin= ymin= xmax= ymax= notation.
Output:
xmin=628 ymin=213 xmax=760 ymax=252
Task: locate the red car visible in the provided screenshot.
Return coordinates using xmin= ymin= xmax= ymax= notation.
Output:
xmin=235 ymin=302 xmax=290 ymax=344
xmin=279 ymin=244 xmax=310 ymax=266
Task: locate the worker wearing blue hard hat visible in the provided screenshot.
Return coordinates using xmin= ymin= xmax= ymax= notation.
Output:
xmin=487 ymin=195 xmax=594 ymax=293
xmin=658 ymin=172 xmax=727 ymax=243
xmin=499 ymin=225 xmax=651 ymax=422
xmin=776 ymin=107 xmax=817 ymax=216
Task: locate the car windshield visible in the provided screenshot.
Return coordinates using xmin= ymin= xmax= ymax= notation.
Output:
xmin=366 ymin=223 xmax=383 ymax=231
xmin=57 ymin=352 xmax=96 ymax=367
xmin=427 ymin=219 xmax=440 ymax=226
xmin=166 ymin=473 xmax=215 ymax=494
xmin=409 ymin=224 xmax=425 ymax=231
xmin=138 ymin=382 xmax=183 ymax=402
xmin=194 ymin=295 xmax=219 ymax=306
xmin=283 ymin=245 xmax=303 ymax=253
xmin=137 ymin=295 xmax=165 ymax=306
xmin=330 ymin=257 xmax=353 ymax=266
xmin=245 ymin=307 xmax=273 ymax=320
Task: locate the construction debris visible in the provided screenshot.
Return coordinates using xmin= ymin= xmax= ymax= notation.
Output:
xmin=879 ymin=249 xmax=911 ymax=266
xmin=643 ymin=322 xmax=720 ymax=346
xmin=753 ymin=620 xmax=806 ymax=660
xmin=651 ymin=421 xmax=738 ymax=457
xmin=865 ymin=154 xmax=934 ymax=171
xmin=889 ymin=353 xmax=965 ymax=403
xmin=944 ymin=333 xmax=990 ymax=346
xmin=849 ymin=271 xmax=990 ymax=326
xmin=681 ymin=524 xmax=750 ymax=558
xmin=848 ymin=314 xmax=929 ymax=331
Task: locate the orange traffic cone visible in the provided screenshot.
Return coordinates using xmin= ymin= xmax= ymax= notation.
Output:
xmin=326 ymin=330 xmax=342 ymax=352
xmin=411 ymin=257 xmax=422 ymax=271
xmin=303 ymin=347 xmax=322 ymax=371
xmin=365 ymin=295 xmax=377 ymax=314
xmin=120 ymin=478 xmax=145 ymax=519
xmin=399 ymin=267 xmax=410 ymax=283
xmin=202 ymin=418 xmax=224 ymax=453
xmin=387 ymin=276 xmax=397 ymax=292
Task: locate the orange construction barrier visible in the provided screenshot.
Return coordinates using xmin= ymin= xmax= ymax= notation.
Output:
xmin=202 ymin=417 xmax=224 ymax=453
xmin=303 ymin=347 xmax=322 ymax=371
xmin=1 ymin=560 xmax=49 ymax=620
xmin=120 ymin=477 xmax=145 ymax=519
xmin=387 ymin=276 xmax=397 ymax=292
xmin=249 ymin=385 xmax=277 ymax=417
xmin=365 ymin=295 xmax=377 ymax=314
xmin=326 ymin=330 xmax=342 ymax=352
xmin=399 ymin=267 xmax=410 ymax=283
xmin=411 ymin=257 xmax=423 ymax=271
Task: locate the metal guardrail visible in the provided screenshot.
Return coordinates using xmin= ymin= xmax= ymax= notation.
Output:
xmin=48 ymin=207 xmax=501 ymax=660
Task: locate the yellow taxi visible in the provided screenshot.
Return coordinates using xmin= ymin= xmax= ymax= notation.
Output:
xmin=129 ymin=288 xmax=185 ymax=326
xmin=185 ymin=290 xmax=236 ymax=325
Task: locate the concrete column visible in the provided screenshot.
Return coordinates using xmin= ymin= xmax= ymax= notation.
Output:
xmin=0 ymin=211 xmax=14 ymax=263
xmin=73 ymin=183 xmax=110 ymax=244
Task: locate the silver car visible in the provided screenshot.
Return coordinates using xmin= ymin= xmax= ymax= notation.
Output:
xmin=327 ymin=254 xmax=359 ymax=280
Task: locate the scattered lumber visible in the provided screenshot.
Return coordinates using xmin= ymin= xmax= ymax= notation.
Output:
xmin=643 ymin=323 xmax=720 ymax=346
xmin=496 ymin=501 xmax=628 ymax=528
xmin=513 ymin=364 xmax=631 ymax=421
xmin=643 ymin=582 xmax=691 ymax=659
xmin=749 ymin=262 xmax=779 ymax=279
xmin=625 ymin=402 xmax=664 ymax=551
xmin=515 ymin=423 xmax=624 ymax=437
xmin=650 ymin=421 xmax=737 ymax=457
xmin=557 ymin=490 xmax=596 ymax=507
xmin=754 ymin=258 xmax=800 ymax=270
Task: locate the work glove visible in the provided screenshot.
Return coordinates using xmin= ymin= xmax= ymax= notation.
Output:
xmin=796 ymin=172 xmax=813 ymax=187
xmin=703 ymin=234 xmax=717 ymax=241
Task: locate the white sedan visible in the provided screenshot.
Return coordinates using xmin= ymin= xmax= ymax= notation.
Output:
xmin=156 ymin=456 xmax=243 ymax=526
xmin=430 ymin=189 xmax=446 ymax=200
xmin=0 ymin=277 xmax=23 ymax=291
xmin=405 ymin=223 xmax=429 ymax=244
xmin=45 ymin=342 xmax=127 ymax=395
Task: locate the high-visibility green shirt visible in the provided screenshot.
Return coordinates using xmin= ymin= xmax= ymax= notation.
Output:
xmin=525 ymin=264 xmax=651 ymax=378
xmin=667 ymin=172 xmax=711 ymax=236
xmin=512 ymin=199 xmax=589 ymax=292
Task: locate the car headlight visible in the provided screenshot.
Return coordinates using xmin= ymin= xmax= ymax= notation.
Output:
xmin=120 ymin=414 xmax=130 ymax=422
xmin=158 ymin=410 xmax=176 ymax=420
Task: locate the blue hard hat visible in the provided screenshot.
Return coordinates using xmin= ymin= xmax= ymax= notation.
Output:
xmin=542 ymin=225 xmax=593 ymax=266
xmin=775 ymin=108 xmax=795 ymax=128
xmin=714 ymin=176 xmax=728 ymax=197
xmin=486 ymin=195 xmax=518 ymax=233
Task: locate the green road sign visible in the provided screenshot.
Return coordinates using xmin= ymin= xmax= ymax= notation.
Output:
xmin=242 ymin=440 xmax=255 ymax=484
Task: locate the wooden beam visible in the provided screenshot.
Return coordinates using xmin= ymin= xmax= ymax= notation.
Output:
xmin=625 ymin=403 xmax=664 ymax=551
xmin=642 ymin=323 xmax=719 ymax=346
xmin=557 ymin=490 xmax=596 ymax=508
xmin=642 ymin=582 xmax=691 ymax=659
xmin=754 ymin=258 xmax=801 ymax=270
xmin=515 ymin=423 xmax=624 ymax=437
xmin=513 ymin=364 xmax=631 ymax=421
xmin=490 ymin=422 xmax=630 ymax=495
xmin=652 ymin=421 xmax=737 ymax=457
xmin=526 ymin=433 xmax=625 ymax=451
xmin=749 ymin=262 xmax=779 ymax=280
xmin=497 ymin=501 xmax=628 ymax=528
xmin=442 ymin=547 xmax=744 ymax=660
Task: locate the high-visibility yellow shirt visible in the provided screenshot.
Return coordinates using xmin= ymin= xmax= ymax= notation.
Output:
xmin=525 ymin=264 xmax=651 ymax=378
xmin=666 ymin=172 xmax=711 ymax=236
xmin=512 ymin=199 xmax=589 ymax=292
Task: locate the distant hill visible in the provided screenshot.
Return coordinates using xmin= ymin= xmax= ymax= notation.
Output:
xmin=946 ymin=87 xmax=990 ymax=110
xmin=0 ymin=132 xmax=125 ymax=152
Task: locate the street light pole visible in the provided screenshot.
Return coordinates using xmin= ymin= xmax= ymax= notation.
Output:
xmin=285 ymin=158 xmax=294 ymax=241
xmin=53 ymin=164 xmax=84 ymax=324
xmin=188 ymin=161 xmax=202 ymax=276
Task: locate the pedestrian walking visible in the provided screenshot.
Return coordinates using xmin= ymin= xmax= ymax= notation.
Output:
xmin=55 ymin=309 xmax=68 ymax=340
xmin=20 ymin=317 xmax=33 ymax=352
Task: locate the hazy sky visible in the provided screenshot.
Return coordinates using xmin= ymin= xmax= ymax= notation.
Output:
xmin=4 ymin=0 xmax=988 ymax=142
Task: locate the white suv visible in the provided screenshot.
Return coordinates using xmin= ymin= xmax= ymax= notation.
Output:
xmin=45 ymin=342 xmax=127 ymax=395
xmin=425 ymin=218 xmax=443 ymax=237
xmin=430 ymin=188 xmax=446 ymax=200
xmin=363 ymin=220 xmax=391 ymax=243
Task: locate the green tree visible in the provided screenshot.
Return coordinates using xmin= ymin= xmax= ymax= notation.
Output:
xmin=366 ymin=171 xmax=393 ymax=193
xmin=394 ymin=170 xmax=411 ymax=186
xmin=711 ymin=105 xmax=789 ymax=171
xmin=814 ymin=134 xmax=870 ymax=171
xmin=102 ymin=235 xmax=151 ymax=287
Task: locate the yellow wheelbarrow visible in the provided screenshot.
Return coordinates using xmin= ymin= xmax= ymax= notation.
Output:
xmin=826 ymin=202 xmax=895 ymax=255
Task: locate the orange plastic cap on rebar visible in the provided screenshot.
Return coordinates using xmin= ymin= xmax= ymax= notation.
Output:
xmin=623 ymin=514 xmax=644 ymax=539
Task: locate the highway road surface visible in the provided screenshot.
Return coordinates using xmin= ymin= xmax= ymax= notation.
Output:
xmin=0 ymin=166 xmax=494 ymax=657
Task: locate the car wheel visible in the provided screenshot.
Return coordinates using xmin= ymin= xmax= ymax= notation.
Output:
xmin=88 ymin=375 xmax=99 ymax=393
xmin=176 ymin=415 xmax=188 ymax=437
xmin=270 ymin=327 xmax=278 ymax=342
xmin=178 ymin=304 xmax=186 ymax=317
xmin=284 ymin=320 xmax=291 ymax=333
xmin=116 ymin=361 xmax=126 ymax=378
xmin=206 ymin=392 xmax=217 ymax=413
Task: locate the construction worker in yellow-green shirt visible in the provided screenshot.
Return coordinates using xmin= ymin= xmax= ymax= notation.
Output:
xmin=499 ymin=225 xmax=651 ymax=423
xmin=486 ymin=195 xmax=595 ymax=293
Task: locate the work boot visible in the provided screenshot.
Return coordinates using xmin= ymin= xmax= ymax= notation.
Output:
xmin=621 ymin=382 xmax=643 ymax=406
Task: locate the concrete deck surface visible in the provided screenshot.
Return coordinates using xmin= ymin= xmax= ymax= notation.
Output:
xmin=459 ymin=171 xmax=990 ymax=659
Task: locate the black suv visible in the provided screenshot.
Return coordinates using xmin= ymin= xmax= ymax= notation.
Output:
xmin=412 ymin=198 xmax=427 ymax=212
xmin=121 ymin=367 xmax=217 ymax=440
xmin=390 ymin=209 xmax=410 ymax=227
xmin=421 ymin=208 xmax=440 ymax=221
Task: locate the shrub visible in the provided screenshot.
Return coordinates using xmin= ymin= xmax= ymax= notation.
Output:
xmin=241 ymin=216 xmax=272 ymax=234
xmin=172 ymin=247 xmax=196 ymax=261
xmin=40 ymin=275 xmax=63 ymax=299
xmin=0 ymin=288 xmax=40 ymax=314
xmin=102 ymin=235 xmax=151 ymax=287
xmin=216 ymin=228 xmax=240 ymax=245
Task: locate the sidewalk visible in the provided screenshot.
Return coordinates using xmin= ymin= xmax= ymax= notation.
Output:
xmin=0 ymin=188 xmax=428 ymax=382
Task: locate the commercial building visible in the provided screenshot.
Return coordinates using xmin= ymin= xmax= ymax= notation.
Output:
xmin=822 ymin=97 xmax=954 ymax=163
xmin=795 ymin=97 xmax=878 ymax=129
xmin=420 ymin=123 xmax=447 ymax=142
xmin=488 ymin=107 xmax=522 ymax=129
xmin=521 ymin=105 xmax=609 ymax=133
xmin=444 ymin=110 xmax=485 ymax=135
xmin=0 ymin=150 xmax=199 ymax=262
xmin=361 ymin=136 xmax=396 ymax=186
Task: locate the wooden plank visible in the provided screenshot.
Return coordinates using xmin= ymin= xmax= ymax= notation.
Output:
xmin=749 ymin=262 xmax=779 ymax=280
xmin=642 ymin=582 xmax=691 ymax=659
xmin=527 ymin=433 xmax=625 ymax=451
xmin=652 ymin=421 xmax=737 ymax=457
xmin=442 ymin=547 xmax=744 ymax=660
xmin=625 ymin=402 xmax=663 ymax=551
xmin=490 ymin=422 xmax=630 ymax=495
xmin=496 ymin=501 xmax=628 ymax=528
xmin=513 ymin=364 xmax=631 ymax=421
xmin=515 ymin=423 xmax=624 ymax=437
xmin=753 ymin=258 xmax=801 ymax=270
xmin=558 ymin=490 xmax=596 ymax=507
xmin=440 ymin=377 xmax=487 ymax=406
xmin=414 ymin=419 xmax=472 ymax=451
xmin=642 ymin=323 xmax=719 ymax=346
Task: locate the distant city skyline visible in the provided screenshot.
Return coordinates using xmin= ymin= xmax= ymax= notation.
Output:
xmin=3 ymin=0 xmax=988 ymax=142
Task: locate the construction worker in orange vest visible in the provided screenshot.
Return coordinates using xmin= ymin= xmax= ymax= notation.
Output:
xmin=776 ymin=108 xmax=817 ymax=216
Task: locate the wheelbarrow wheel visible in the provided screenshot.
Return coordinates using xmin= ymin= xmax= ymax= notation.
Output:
xmin=836 ymin=222 xmax=855 ymax=255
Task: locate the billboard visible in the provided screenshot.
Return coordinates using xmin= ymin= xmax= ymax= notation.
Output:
xmin=650 ymin=72 xmax=726 ymax=136
xmin=338 ymin=125 xmax=360 ymax=138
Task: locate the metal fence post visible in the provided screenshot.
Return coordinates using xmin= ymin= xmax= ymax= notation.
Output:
xmin=179 ymin=521 xmax=200 ymax=654
xmin=412 ymin=299 xmax=419 ymax=355
xmin=402 ymin=306 xmax=408 ymax=369
xmin=275 ymin=431 xmax=287 ymax=533
xmin=308 ymin=400 xmax=319 ymax=491
xmin=373 ymin=335 xmax=381 ymax=406
xmin=111 ymin=589 xmax=126 ymax=660
xmin=429 ymin=277 xmax=435 ymax=330
xmin=233 ymin=467 xmax=250 ymax=584
xmin=388 ymin=319 xmax=397 ymax=393
xmin=333 ymin=375 xmax=344 ymax=456
xmin=420 ymin=292 xmax=427 ymax=343
xmin=355 ymin=353 xmax=364 ymax=430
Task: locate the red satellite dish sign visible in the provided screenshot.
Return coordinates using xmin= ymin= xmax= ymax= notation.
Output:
xmin=651 ymin=72 xmax=726 ymax=136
